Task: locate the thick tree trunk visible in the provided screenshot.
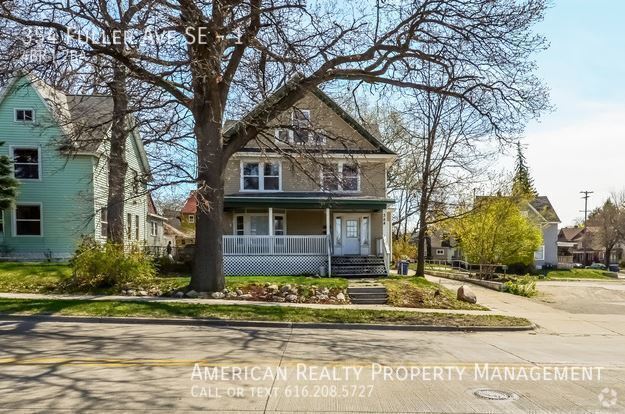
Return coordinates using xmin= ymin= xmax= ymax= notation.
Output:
xmin=604 ymin=247 xmax=612 ymax=267
xmin=189 ymin=116 xmax=225 ymax=292
xmin=106 ymin=64 xmax=129 ymax=245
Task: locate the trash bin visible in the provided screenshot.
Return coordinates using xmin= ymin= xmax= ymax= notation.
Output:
xmin=400 ymin=260 xmax=409 ymax=275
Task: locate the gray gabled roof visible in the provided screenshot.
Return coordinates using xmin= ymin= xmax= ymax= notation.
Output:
xmin=529 ymin=196 xmax=560 ymax=223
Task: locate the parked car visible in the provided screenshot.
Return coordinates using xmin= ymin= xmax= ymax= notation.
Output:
xmin=608 ymin=264 xmax=620 ymax=272
xmin=586 ymin=262 xmax=607 ymax=270
xmin=572 ymin=262 xmax=584 ymax=269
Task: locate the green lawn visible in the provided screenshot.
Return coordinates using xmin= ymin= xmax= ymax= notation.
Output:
xmin=0 ymin=262 xmax=348 ymax=294
xmin=0 ymin=262 xmax=73 ymax=293
xmin=0 ymin=298 xmax=529 ymax=327
xmin=539 ymin=268 xmax=616 ymax=280
xmin=382 ymin=276 xmax=488 ymax=310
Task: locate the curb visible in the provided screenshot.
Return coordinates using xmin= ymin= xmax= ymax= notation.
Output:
xmin=0 ymin=314 xmax=535 ymax=332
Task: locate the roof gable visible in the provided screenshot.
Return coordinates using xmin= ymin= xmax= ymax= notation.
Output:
xmin=224 ymin=77 xmax=394 ymax=155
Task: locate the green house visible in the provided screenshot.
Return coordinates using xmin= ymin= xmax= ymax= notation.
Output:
xmin=0 ymin=76 xmax=165 ymax=260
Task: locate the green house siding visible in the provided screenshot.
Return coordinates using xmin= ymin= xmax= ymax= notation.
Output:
xmin=0 ymin=79 xmax=95 ymax=259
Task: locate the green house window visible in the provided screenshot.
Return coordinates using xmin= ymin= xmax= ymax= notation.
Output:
xmin=15 ymin=204 xmax=41 ymax=236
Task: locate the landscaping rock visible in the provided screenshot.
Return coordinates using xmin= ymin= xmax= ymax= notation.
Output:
xmin=285 ymin=294 xmax=298 ymax=302
xmin=239 ymin=293 xmax=253 ymax=299
xmin=320 ymin=287 xmax=330 ymax=295
xmin=211 ymin=291 xmax=226 ymax=299
xmin=173 ymin=291 xmax=184 ymax=298
xmin=185 ymin=290 xmax=199 ymax=298
xmin=280 ymin=284 xmax=292 ymax=293
xmin=317 ymin=294 xmax=329 ymax=301
xmin=127 ymin=290 xmax=136 ymax=296
xmin=138 ymin=290 xmax=148 ymax=296
xmin=457 ymin=285 xmax=477 ymax=304
xmin=336 ymin=292 xmax=346 ymax=301
xmin=271 ymin=295 xmax=286 ymax=302
xmin=235 ymin=289 xmax=243 ymax=296
xmin=267 ymin=284 xmax=279 ymax=292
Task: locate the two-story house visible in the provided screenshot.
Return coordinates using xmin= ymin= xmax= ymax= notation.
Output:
xmin=182 ymin=85 xmax=395 ymax=276
xmin=0 ymin=75 xmax=157 ymax=260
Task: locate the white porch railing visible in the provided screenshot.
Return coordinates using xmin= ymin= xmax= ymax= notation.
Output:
xmin=223 ymin=235 xmax=329 ymax=255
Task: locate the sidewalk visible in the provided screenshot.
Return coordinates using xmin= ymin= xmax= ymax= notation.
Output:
xmin=0 ymin=291 xmax=495 ymax=315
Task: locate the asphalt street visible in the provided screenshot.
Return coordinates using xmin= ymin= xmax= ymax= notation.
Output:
xmin=0 ymin=279 xmax=624 ymax=413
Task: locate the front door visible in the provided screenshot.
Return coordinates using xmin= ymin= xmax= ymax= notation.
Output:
xmin=343 ymin=217 xmax=360 ymax=255
xmin=333 ymin=213 xmax=370 ymax=256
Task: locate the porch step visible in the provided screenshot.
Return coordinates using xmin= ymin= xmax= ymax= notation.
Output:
xmin=331 ymin=256 xmax=387 ymax=277
xmin=347 ymin=282 xmax=388 ymax=305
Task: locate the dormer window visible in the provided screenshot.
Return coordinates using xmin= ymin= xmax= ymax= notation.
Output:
xmin=15 ymin=109 xmax=34 ymax=122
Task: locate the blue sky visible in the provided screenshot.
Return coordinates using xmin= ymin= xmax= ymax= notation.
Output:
xmin=520 ymin=0 xmax=625 ymax=225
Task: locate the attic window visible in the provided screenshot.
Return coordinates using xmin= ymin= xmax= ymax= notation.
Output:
xmin=15 ymin=109 xmax=34 ymax=122
xmin=291 ymin=109 xmax=311 ymax=144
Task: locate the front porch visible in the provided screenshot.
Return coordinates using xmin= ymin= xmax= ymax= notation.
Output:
xmin=222 ymin=196 xmax=393 ymax=276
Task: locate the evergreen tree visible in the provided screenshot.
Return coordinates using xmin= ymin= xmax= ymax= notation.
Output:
xmin=0 ymin=142 xmax=18 ymax=210
xmin=512 ymin=141 xmax=538 ymax=198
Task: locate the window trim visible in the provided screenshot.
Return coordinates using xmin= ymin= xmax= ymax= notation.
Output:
xmin=100 ymin=207 xmax=108 ymax=238
xmin=232 ymin=212 xmax=287 ymax=235
xmin=188 ymin=214 xmax=195 ymax=224
xmin=150 ymin=221 xmax=158 ymax=237
xmin=320 ymin=161 xmax=360 ymax=193
xmin=240 ymin=161 xmax=283 ymax=192
xmin=290 ymin=109 xmax=311 ymax=145
xmin=14 ymin=108 xmax=35 ymax=123
xmin=10 ymin=145 xmax=42 ymax=181
xmin=0 ymin=211 xmax=4 ymax=237
xmin=436 ymin=248 xmax=445 ymax=256
xmin=534 ymin=244 xmax=545 ymax=261
xmin=135 ymin=214 xmax=140 ymax=240
xmin=12 ymin=202 xmax=43 ymax=237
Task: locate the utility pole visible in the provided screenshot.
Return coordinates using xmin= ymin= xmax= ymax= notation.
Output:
xmin=580 ymin=190 xmax=594 ymax=227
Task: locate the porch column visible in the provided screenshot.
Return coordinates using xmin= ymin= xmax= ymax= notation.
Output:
xmin=326 ymin=208 xmax=331 ymax=277
xmin=268 ymin=207 xmax=273 ymax=253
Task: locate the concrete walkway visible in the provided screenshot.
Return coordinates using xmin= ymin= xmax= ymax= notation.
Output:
xmin=0 ymin=291 xmax=495 ymax=315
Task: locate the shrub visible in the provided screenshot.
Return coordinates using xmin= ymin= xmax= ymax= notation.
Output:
xmin=392 ymin=238 xmax=417 ymax=263
xmin=68 ymin=238 xmax=156 ymax=291
xmin=506 ymin=262 xmax=536 ymax=276
xmin=503 ymin=275 xmax=537 ymax=297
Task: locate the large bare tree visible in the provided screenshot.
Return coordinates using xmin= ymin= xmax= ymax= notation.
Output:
xmin=2 ymin=0 xmax=550 ymax=291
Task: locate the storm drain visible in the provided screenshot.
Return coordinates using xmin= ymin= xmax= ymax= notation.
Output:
xmin=473 ymin=389 xmax=518 ymax=401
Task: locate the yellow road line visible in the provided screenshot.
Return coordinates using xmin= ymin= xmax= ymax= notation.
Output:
xmin=0 ymin=357 xmax=615 ymax=369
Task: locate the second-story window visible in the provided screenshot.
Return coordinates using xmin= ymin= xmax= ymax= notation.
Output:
xmin=242 ymin=161 xmax=281 ymax=191
xmin=321 ymin=162 xmax=359 ymax=192
xmin=12 ymin=147 xmax=40 ymax=180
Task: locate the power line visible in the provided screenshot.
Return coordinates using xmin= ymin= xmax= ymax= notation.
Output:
xmin=580 ymin=190 xmax=594 ymax=227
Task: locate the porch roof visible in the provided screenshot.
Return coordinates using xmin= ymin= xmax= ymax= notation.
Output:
xmin=224 ymin=192 xmax=394 ymax=210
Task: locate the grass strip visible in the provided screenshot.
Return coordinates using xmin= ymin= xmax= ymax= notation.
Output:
xmin=0 ymin=298 xmax=530 ymax=327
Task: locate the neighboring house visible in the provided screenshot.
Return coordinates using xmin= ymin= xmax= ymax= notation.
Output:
xmin=558 ymin=226 xmax=623 ymax=266
xmin=525 ymin=196 xmax=560 ymax=269
xmin=182 ymin=84 xmax=395 ymax=276
xmin=474 ymin=195 xmax=560 ymax=269
xmin=427 ymin=231 xmax=462 ymax=262
xmin=0 ymin=76 xmax=153 ymax=260
xmin=179 ymin=191 xmax=197 ymax=235
xmin=145 ymin=193 xmax=168 ymax=251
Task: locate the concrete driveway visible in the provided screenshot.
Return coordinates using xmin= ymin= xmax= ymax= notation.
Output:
xmin=426 ymin=275 xmax=625 ymax=336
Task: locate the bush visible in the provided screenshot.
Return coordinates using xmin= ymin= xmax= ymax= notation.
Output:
xmin=392 ymin=238 xmax=417 ymax=263
xmin=503 ymin=275 xmax=537 ymax=297
xmin=69 ymin=238 xmax=156 ymax=291
xmin=506 ymin=262 xmax=536 ymax=276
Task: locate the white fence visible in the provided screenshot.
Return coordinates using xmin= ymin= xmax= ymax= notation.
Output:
xmin=223 ymin=235 xmax=329 ymax=256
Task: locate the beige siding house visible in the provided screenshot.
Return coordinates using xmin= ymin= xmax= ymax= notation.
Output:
xmin=185 ymin=86 xmax=395 ymax=276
